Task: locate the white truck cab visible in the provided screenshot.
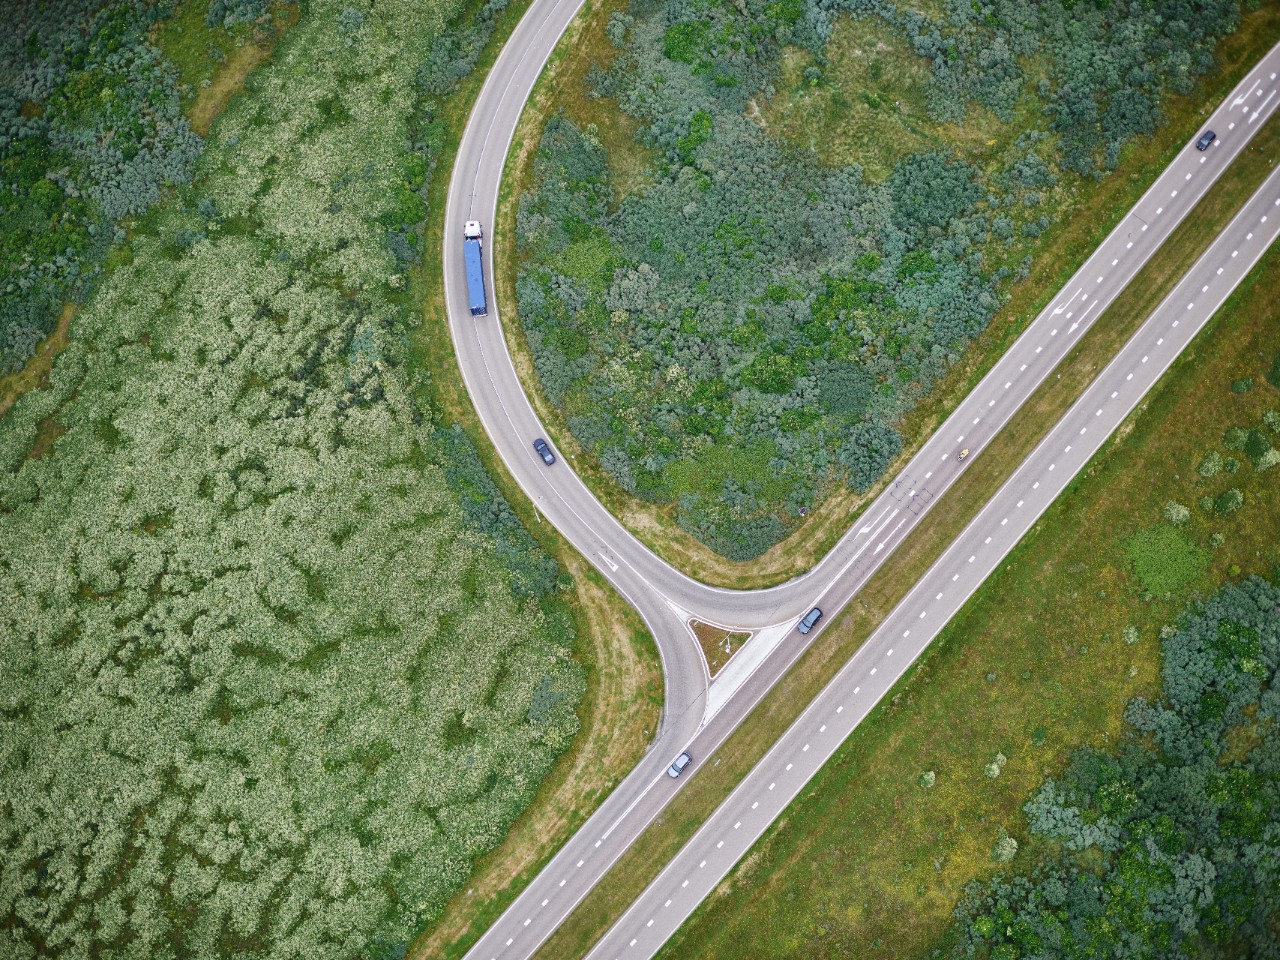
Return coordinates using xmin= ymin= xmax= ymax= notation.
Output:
xmin=464 ymin=220 xmax=483 ymax=240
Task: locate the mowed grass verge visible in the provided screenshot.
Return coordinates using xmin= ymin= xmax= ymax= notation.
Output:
xmin=494 ymin=2 xmax=1280 ymax=589
xmin=405 ymin=1 xmax=663 ymax=957
xmin=529 ymin=76 xmax=1280 ymax=960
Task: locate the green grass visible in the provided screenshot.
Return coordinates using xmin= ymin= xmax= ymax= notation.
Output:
xmin=1125 ymin=525 xmax=1210 ymax=597
xmin=760 ymin=16 xmax=1043 ymax=182
xmin=528 ymin=25 xmax=1280 ymax=960
xmin=654 ymin=241 xmax=1280 ymax=960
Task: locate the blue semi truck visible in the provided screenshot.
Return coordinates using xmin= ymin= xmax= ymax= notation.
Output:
xmin=464 ymin=221 xmax=488 ymax=317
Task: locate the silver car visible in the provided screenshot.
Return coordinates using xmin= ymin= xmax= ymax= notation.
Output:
xmin=667 ymin=751 xmax=692 ymax=778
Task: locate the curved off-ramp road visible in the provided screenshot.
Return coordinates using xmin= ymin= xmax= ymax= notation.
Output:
xmin=442 ymin=1 xmax=1280 ymax=954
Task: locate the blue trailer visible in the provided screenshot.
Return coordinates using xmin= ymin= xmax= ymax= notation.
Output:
xmin=464 ymin=221 xmax=488 ymax=317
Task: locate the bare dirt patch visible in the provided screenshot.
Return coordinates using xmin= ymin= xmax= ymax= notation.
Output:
xmin=0 ymin=302 xmax=75 ymax=420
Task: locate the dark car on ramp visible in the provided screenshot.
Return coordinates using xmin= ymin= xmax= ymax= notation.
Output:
xmin=797 ymin=607 xmax=823 ymax=634
xmin=1196 ymin=130 xmax=1217 ymax=151
xmin=533 ymin=438 xmax=555 ymax=465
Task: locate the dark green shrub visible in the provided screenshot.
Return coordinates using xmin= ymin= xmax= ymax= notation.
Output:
xmin=1215 ymin=488 xmax=1244 ymax=515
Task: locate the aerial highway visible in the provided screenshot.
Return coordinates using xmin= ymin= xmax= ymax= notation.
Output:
xmin=442 ymin=1 xmax=1280 ymax=954
xmin=585 ymin=147 xmax=1280 ymax=960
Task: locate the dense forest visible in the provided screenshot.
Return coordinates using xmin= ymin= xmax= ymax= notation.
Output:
xmin=940 ymin=576 xmax=1280 ymax=959
xmin=0 ymin=0 xmax=583 ymax=958
xmin=516 ymin=0 xmax=1243 ymax=559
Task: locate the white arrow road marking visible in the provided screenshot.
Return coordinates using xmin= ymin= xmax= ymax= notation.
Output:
xmin=1233 ymin=79 xmax=1260 ymax=108
xmin=873 ymin=518 xmax=907 ymax=554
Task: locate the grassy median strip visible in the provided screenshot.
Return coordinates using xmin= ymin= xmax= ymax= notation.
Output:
xmin=402 ymin=2 xmax=663 ymax=958
xmin=495 ymin=3 xmax=1280 ymax=590
xmin=530 ymin=48 xmax=1280 ymax=960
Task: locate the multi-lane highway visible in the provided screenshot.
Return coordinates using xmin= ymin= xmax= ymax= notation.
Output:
xmin=585 ymin=147 xmax=1280 ymax=960
xmin=442 ymin=3 xmax=1280 ymax=955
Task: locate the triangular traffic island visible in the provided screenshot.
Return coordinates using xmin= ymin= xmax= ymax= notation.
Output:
xmin=688 ymin=619 xmax=752 ymax=678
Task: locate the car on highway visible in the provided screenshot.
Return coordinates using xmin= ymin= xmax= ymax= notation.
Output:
xmin=668 ymin=752 xmax=692 ymax=778
xmin=533 ymin=438 xmax=555 ymax=465
xmin=796 ymin=607 xmax=823 ymax=634
xmin=1196 ymin=130 xmax=1217 ymax=151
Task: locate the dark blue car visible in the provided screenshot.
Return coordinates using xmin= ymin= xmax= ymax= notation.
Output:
xmin=533 ymin=438 xmax=555 ymax=465
xmin=797 ymin=607 xmax=823 ymax=634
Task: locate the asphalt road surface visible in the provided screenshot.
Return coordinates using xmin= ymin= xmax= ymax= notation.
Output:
xmin=442 ymin=7 xmax=1280 ymax=956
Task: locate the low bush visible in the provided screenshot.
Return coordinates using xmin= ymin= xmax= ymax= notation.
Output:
xmin=1215 ymin=487 xmax=1244 ymax=515
xmin=1162 ymin=500 xmax=1190 ymax=527
xmin=1197 ymin=449 xmax=1223 ymax=477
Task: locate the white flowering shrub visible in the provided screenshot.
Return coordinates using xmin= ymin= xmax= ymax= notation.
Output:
xmin=919 ymin=770 xmax=936 ymax=788
xmin=0 ymin=1 xmax=584 ymax=957
xmin=1197 ymin=450 xmax=1223 ymax=477
xmin=985 ymin=752 xmax=1008 ymax=779
xmin=991 ymin=829 xmax=1018 ymax=863
xmin=1162 ymin=500 xmax=1190 ymax=526
xmin=1123 ymin=625 xmax=1140 ymax=645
